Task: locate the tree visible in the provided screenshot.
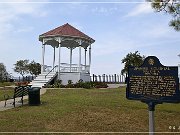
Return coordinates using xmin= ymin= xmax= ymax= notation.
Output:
xmin=148 ymin=0 xmax=180 ymax=31
xmin=27 ymin=60 xmax=41 ymax=76
xmin=0 ymin=63 xmax=8 ymax=81
xmin=121 ymin=51 xmax=145 ymax=75
xmin=14 ymin=60 xmax=29 ymax=77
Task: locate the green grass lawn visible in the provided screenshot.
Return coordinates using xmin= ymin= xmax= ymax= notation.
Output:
xmin=0 ymin=87 xmax=180 ymax=133
xmin=0 ymin=82 xmax=14 ymax=87
xmin=0 ymin=89 xmax=14 ymax=101
xmin=0 ymin=82 xmax=15 ymax=101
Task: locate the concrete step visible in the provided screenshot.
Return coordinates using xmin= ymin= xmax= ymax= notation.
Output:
xmin=35 ymin=75 xmax=55 ymax=77
xmin=30 ymin=82 xmax=47 ymax=85
xmin=30 ymin=83 xmax=46 ymax=87
xmin=30 ymin=84 xmax=45 ymax=88
xmin=34 ymin=76 xmax=55 ymax=79
xmin=39 ymin=72 xmax=56 ymax=76
xmin=32 ymin=79 xmax=49 ymax=81
xmin=30 ymin=72 xmax=57 ymax=88
xmin=30 ymin=82 xmax=46 ymax=85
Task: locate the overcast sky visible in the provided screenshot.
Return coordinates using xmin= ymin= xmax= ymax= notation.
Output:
xmin=0 ymin=0 xmax=179 ymax=77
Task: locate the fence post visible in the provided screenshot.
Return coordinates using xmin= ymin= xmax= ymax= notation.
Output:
xmin=117 ymin=75 xmax=119 ymax=82
xmin=112 ymin=75 xmax=114 ymax=83
xmin=95 ymin=75 xmax=97 ymax=82
xmin=106 ymin=75 xmax=108 ymax=83
xmin=121 ymin=75 xmax=124 ymax=83
xmin=98 ymin=75 xmax=101 ymax=82
xmin=109 ymin=75 xmax=111 ymax=83
xmin=124 ymin=75 xmax=126 ymax=83
xmin=93 ymin=74 xmax=95 ymax=82
xmin=114 ymin=74 xmax=116 ymax=83
xmin=102 ymin=74 xmax=105 ymax=82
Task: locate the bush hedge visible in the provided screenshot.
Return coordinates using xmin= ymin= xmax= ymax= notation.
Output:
xmin=45 ymin=80 xmax=108 ymax=89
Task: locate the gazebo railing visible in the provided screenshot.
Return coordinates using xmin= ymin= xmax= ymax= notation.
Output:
xmin=44 ymin=63 xmax=90 ymax=73
xmin=45 ymin=65 xmax=58 ymax=79
xmin=60 ymin=63 xmax=90 ymax=73
xmin=44 ymin=65 xmax=52 ymax=72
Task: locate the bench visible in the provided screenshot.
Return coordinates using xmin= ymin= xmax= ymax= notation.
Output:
xmin=4 ymin=86 xmax=30 ymax=107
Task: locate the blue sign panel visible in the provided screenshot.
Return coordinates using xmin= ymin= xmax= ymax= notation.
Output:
xmin=126 ymin=56 xmax=180 ymax=104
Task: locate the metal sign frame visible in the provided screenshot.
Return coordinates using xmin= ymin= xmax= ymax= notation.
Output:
xmin=126 ymin=56 xmax=180 ymax=104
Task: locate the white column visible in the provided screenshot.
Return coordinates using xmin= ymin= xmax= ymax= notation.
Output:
xmin=89 ymin=45 xmax=91 ymax=67
xmin=58 ymin=42 xmax=61 ymax=80
xmin=53 ymin=46 xmax=55 ymax=68
xmin=70 ymin=48 xmax=73 ymax=72
xmin=41 ymin=44 xmax=45 ymax=73
xmin=79 ymin=45 xmax=82 ymax=72
xmin=85 ymin=49 xmax=87 ymax=66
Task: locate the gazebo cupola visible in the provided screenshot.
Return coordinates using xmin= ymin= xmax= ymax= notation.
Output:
xmin=38 ymin=23 xmax=95 ymax=85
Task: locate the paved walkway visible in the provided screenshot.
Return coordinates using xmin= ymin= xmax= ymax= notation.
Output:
xmin=0 ymin=88 xmax=46 ymax=112
xmin=107 ymin=83 xmax=126 ymax=88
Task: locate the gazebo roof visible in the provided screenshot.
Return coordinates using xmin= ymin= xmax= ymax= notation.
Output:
xmin=39 ymin=23 xmax=95 ymax=43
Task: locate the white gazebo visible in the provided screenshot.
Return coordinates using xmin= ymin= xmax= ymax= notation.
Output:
xmin=30 ymin=23 xmax=95 ymax=87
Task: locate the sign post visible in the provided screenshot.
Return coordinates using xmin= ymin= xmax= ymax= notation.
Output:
xmin=148 ymin=102 xmax=155 ymax=135
xmin=126 ymin=56 xmax=180 ymax=134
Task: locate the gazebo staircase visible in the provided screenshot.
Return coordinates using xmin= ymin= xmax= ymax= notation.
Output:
xmin=29 ymin=72 xmax=57 ymax=88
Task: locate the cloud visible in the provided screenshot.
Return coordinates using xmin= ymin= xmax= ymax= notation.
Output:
xmin=92 ymin=7 xmax=118 ymax=15
xmin=145 ymin=25 xmax=171 ymax=38
xmin=15 ymin=26 xmax=34 ymax=33
xmin=92 ymin=38 xmax=140 ymax=57
xmin=0 ymin=0 xmax=49 ymax=75
xmin=70 ymin=22 xmax=84 ymax=31
xmin=1 ymin=0 xmax=48 ymax=17
xmin=126 ymin=2 xmax=153 ymax=17
xmin=0 ymin=0 xmax=48 ymax=36
xmin=137 ymin=21 xmax=180 ymax=39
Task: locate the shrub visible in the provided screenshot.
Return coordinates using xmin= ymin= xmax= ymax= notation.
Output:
xmin=75 ymin=79 xmax=84 ymax=88
xmin=65 ymin=80 xmax=74 ymax=88
xmin=44 ymin=80 xmax=108 ymax=89
xmin=44 ymin=80 xmax=64 ymax=88
xmin=68 ymin=80 xmax=73 ymax=85
xmin=66 ymin=84 xmax=74 ymax=88
xmin=15 ymin=81 xmax=29 ymax=86
xmin=82 ymin=82 xmax=91 ymax=89
xmin=45 ymin=84 xmax=53 ymax=88
xmin=56 ymin=80 xmax=62 ymax=84
xmin=54 ymin=80 xmax=60 ymax=88
xmin=92 ymin=82 xmax=108 ymax=88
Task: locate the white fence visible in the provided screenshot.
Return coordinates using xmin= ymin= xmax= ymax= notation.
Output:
xmin=91 ymin=74 xmax=125 ymax=83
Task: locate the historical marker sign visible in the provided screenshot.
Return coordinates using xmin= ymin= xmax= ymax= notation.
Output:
xmin=126 ymin=56 xmax=180 ymax=104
